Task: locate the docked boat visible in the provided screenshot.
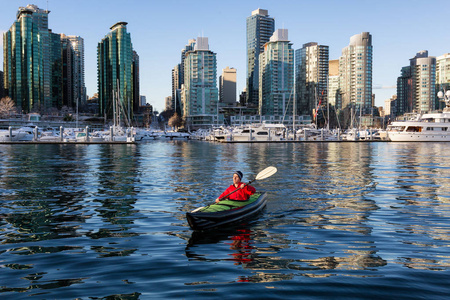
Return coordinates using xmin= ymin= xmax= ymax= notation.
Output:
xmin=231 ymin=124 xmax=285 ymax=141
xmin=387 ymin=91 xmax=450 ymax=142
xmin=186 ymin=192 xmax=267 ymax=231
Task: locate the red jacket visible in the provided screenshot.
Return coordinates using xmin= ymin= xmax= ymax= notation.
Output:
xmin=219 ymin=184 xmax=256 ymax=201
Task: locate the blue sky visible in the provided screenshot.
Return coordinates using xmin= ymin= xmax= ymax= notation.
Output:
xmin=1 ymin=0 xmax=449 ymax=112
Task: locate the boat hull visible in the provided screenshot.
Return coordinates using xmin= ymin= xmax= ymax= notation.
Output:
xmin=186 ymin=193 xmax=267 ymax=230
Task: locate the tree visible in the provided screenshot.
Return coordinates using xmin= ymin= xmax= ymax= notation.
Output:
xmin=0 ymin=97 xmax=16 ymax=118
xmin=168 ymin=113 xmax=183 ymax=129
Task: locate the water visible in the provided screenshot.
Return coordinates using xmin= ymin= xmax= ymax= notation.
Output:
xmin=1 ymin=141 xmax=450 ymax=299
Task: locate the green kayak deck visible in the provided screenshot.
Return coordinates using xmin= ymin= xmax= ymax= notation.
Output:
xmin=199 ymin=193 xmax=261 ymax=212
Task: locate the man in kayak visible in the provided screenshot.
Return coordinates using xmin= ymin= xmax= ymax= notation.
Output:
xmin=215 ymin=171 xmax=256 ymax=203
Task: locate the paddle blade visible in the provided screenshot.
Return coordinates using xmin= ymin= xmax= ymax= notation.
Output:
xmin=255 ymin=166 xmax=277 ymax=180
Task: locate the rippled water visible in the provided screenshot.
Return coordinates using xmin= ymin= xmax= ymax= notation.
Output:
xmin=1 ymin=141 xmax=450 ymax=299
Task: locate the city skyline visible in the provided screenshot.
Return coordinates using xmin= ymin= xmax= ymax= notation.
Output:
xmin=1 ymin=0 xmax=449 ymax=112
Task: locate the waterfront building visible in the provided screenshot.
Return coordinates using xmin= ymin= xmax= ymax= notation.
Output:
xmin=328 ymin=60 xmax=341 ymax=108
xmin=219 ymin=67 xmax=237 ymax=105
xmin=140 ymin=95 xmax=147 ymax=106
xmin=171 ymin=64 xmax=181 ymax=113
xmin=397 ymin=51 xmax=436 ymax=115
xmin=132 ymin=51 xmax=140 ymax=114
xmin=258 ymin=29 xmax=294 ymax=116
xmin=3 ymin=5 xmax=60 ymax=112
xmin=181 ymin=37 xmax=218 ymax=127
xmin=97 ymin=22 xmax=139 ymax=123
xmin=246 ymin=8 xmax=275 ymax=108
xmin=165 ymin=96 xmax=172 ymax=110
xmin=61 ymin=34 xmax=86 ymax=110
xmin=396 ymin=66 xmax=413 ymax=116
xmin=339 ymin=32 xmax=373 ymax=113
xmin=0 ymin=71 xmax=4 ymax=99
xmin=295 ymin=42 xmax=329 ymax=117
xmin=436 ymin=53 xmax=450 ymax=110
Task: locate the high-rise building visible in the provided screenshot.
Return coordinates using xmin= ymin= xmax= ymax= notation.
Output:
xmin=4 ymin=5 xmax=85 ymax=113
xmin=396 ymin=66 xmax=413 ymax=116
xmin=0 ymin=71 xmax=4 ymax=100
xmin=328 ymin=59 xmax=340 ymax=108
xmin=436 ymin=53 xmax=450 ymax=110
xmin=181 ymin=37 xmax=218 ymax=127
xmin=140 ymin=95 xmax=147 ymax=106
xmin=411 ymin=51 xmax=436 ymax=113
xmin=171 ymin=64 xmax=181 ymax=113
xmin=165 ymin=96 xmax=172 ymax=110
xmin=339 ymin=32 xmax=373 ymax=112
xmin=132 ymin=50 xmax=140 ymax=113
xmin=219 ymin=67 xmax=237 ymax=105
xmin=246 ymin=8 xmax=275 ymax=107
xmin=3 ymin=5 xmax=61 ymax=112
xmin=259 ymin=29 xmax=294 ymax=116
xmin=397 ymin=51 xmax=436 ymax=115
xmin=295 ymin=42 xmax=329 ymax=116
xmin=61 ymin=34 xmax=86 ymax=109
xmin=180 ymin=39 xmax=196 ymax=91
xmin=98 ymin=22 xmax=139 ymax=122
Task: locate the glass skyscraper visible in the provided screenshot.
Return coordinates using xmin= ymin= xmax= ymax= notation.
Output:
xmin=246 ymin=9 xmax=275 ymax=108
xmin=4 ymin=5 xmax=85 ymax=113
xmin=258 ymin=29 xmax=294 ymax=116
xmin=98 ymin=22 xmax=139 ymax=122
xmin=181 ymin=37 xmax=218 ymax=127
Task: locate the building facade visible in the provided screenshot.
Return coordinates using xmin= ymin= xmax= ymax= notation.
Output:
xmin=295 ymin=42 xmax=329 ymax=117
xmin=246 ymin=8 xmax=275 ymax=107
xmin=4 ymin=5 xmax=51 ymax=112
xmin=181 ymin=37 xmax=218 ymax=127
xmin=259 ymin=29 xmax=294 ymax=116
xmin=339 ymin=32 xmax=373 ymax=113
xmin=219 ymin=67 xmax=237 ymax=105
xmin=436 ymin=53 xmax=450 ymax=110
xmin=328 ymin=59 xmax=340 ymax=108
xmin=61 ymin=34 xmax=86 ymax=110
xmin=0 ymin=71 xmax=4 ymax=100
xmin=396 ymin=66 xmax=413 ymax=116
xmin=97 ymin=22 xmax=139 ymax=123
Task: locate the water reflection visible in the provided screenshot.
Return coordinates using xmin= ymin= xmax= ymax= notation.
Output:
xmin=1 ymin=142 xmax=450 ymax=298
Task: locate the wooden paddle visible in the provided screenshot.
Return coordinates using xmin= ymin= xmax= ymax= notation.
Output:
xmin=217 ymin=166 xmax=278 ymax=201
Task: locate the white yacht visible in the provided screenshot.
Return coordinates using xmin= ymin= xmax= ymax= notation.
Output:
xmin=387 ymin=91 xmax=450 ymax=142
xmin=231 ymin=124 xmax=285 ymax=141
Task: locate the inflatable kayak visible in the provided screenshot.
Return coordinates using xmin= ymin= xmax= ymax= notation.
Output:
xmin=186 ymin=192 xmax=267 ymax=230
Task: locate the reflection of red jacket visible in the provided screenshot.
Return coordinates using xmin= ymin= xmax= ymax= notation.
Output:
xmin=219 ymin=184 xmax=256 ymax=201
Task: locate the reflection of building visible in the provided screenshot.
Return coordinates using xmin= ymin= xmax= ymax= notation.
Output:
xmin=295 ymin=42 xmax=329 ymax=116
xmin=259 ymin=29 xmax=294 ymax=116
xmin=246 ymin=8 xmax=275 ymax=107
xmin=339 ymin=32 xmax=373 ymax=112
xmin=181 ymin=37 xmax=218 ymax=127
xmin=219 ymin=67 xmax=237 ymax=105
xmin=97 ymin=22 xmax=139 ymax=121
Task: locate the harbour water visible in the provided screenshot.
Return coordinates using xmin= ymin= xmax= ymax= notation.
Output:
xmin=1 ymin=141 xmax=450 ymax=299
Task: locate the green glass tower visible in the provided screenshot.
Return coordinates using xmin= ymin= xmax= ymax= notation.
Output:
xmin=3 ymin=5 xmax=65 ymax=113
xmin=98 ymin=22 xmax=138 ymax=122
xmin=3 ymin=7 xmax=44 ymax=112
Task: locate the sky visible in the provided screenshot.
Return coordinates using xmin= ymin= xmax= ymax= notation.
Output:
xmin=1 ymin=0 xmax=449 ymax=112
